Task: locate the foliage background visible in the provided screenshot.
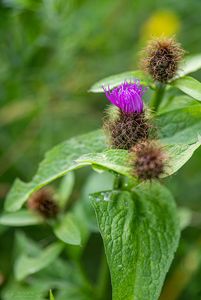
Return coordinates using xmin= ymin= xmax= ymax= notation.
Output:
xmin=0 ymin=0 xmax=201 ymax=299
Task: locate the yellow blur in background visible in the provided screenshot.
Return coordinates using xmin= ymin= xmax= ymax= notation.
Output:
xmin=141 ymin=10 xmax=181 ymax=39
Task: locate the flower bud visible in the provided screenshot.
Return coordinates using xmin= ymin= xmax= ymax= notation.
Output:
xmin=131 ymin=140 xmax=166 ymax=180
xmin=28 ymin=188 xmax=59 ymax=219
xmin=141 ymin=37 xmax=184 ymax=83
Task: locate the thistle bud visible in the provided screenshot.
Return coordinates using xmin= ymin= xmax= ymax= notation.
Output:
xmin=103 ymin=81 xmax=151 ymax=150
xmin=141 ymin=37 xmax=184 ymax=83
xmin=131 ymin=140 xmax=166 ymax=180
xmin=28 ymin=188 xmax=59 ymax=219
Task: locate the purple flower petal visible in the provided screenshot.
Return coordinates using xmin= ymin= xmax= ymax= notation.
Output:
xmin=103 ymin=81 xmax=147 ymax=113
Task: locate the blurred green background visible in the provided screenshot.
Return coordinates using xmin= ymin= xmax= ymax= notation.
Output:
xmin=1 ymin=0 xmax=201 ymax=299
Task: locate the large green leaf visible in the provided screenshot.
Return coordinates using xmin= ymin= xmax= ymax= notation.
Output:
xmin=176 ymin=54 xmax=201 ymax=78
xmin=91 ymin=182 xmax=180 ymax=300
xmin=53 ymin=213 xmax=82 ymax=246
xmin=0 ymin=210 xmax=43 ymax=226
xmin=89 ymin=70 xmax=151 ymax=93
xmin=159 ymin=95 xmax=197 ymax=114
xmin=171 ymin=76 xmax=201 ymax=101
xmin=15 ymin=242 xmax=64 ymax=281
xmin=58 ymin=172 xmax=75 ymax=208
xmin=165 ymin=141 xmax=201 ymax=176
xmin=156 ymin=104 xmax=201 ymax=144
xmin=5 ymin=130 xmax=106 ymax=212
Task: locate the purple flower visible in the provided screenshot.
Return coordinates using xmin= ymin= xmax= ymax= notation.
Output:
xmin=103 ymin=81 xmax=146 ymax=114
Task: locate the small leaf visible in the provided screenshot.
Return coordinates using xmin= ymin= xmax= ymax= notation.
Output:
xmin=171 ymin=76 xmax=201 ymax=101
xmin=53 ymin=213 xmax=81 ymax=246
xmin=15 ymin=242 xmax=64 ymax=281
xmin=91 ymin=182 xmax=180 ymax=300
xmin=49 ymin=290 xmax=55 ymax=300
xmin=58 ymin=172 xmax=75 ymax=208
xmin=89 ymin=70 xmax=151 ymax=93
xmin=178 ymin=207 xmax=192 ymax=230
xmin=176 ymin=54 xmax=201 ymax=78
xmin=0 ymin=210 xmax=43 ymax=226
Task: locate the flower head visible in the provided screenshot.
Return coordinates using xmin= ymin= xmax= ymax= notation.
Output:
xmin=103 ymin=81 xmax=146 ymax=114
xmin=140 ymin=37 xmax=184 ymax=83
xmin=28 ymin=188 xmax=59 ymax=219
xmin=131 ymin=140 xmax=166 ymax=180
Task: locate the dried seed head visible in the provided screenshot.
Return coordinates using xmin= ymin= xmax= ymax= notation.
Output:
xmin=131 ymin=140 xmax=166 ymax=180
xmin=28 ymin=188 xmax=59 ymax=219
xmin=140 ymin=37 xmax=184 ymax=83
xmin=103 ymin=109 xmax=151 ymax=150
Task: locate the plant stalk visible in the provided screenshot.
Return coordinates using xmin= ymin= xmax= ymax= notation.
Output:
xmin=150 ymin=83 xmax=166 ymax=112
xmin=113 ymin=174 xmax=123 ymax=190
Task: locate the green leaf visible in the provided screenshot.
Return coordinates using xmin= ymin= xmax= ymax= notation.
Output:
xmin=159 ymin=95 xmax=197 ymax=114
xmin=178 ymin=207 xmax=192 ymax=230
xmin=80 ymin=172 xmax=114 ymax=232
xmin=91 ymin=182 xmax=180 ymax=300
xmin=156 ymin=105 xmax=201 ymax=144
xmin=5 ymin=130 xmax=106 ymax=212
xmin=164 ymin=140 xmax=201 ymax=176
xmin=2 ymin=282 xmax=45 ymax=300
xmin=15 ymin=242 xmax=64 ymax=281
xmin=176 ymin=54 xmax=201 ymax=78
xmin=53 ymin=213 xmax=82 ymax=246
xmin=89 ymin=70 xmax=151 ymax=93
xmin=58 ymin=172 xmax=75 ymax=208
xmin=49 ymin=290 xmax=55 ymax=300
xmin=0 ymin=210 xmax=43 ymax=226
xmin=171 ymin=76 xmax=201 ymax=101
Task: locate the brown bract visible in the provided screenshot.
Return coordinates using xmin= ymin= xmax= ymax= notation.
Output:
xmin=103 ymin=109 xmax=151 ymax=150
xmin=131 ymin=140 xmax=166 ymax=180
xmin=28 ymin=188 xmax=59 ymax=219
xmin=140 ymin=37 xmax=184 ymax=83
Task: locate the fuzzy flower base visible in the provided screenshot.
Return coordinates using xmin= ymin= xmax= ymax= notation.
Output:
xmin=103 ymin=109 xmax=150 ymax=150
xmin=131 ymin=140 xmax=166 ymax=180
xmin=141 ymin=37 xmax=184 ymax=83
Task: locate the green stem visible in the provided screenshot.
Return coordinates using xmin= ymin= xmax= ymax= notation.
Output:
xmin=96 ymin=251 xmax=110 ymax=300
xmin=150 ymin=83 xmax=165 ymax=112
xmin=113 ymin=174 xmax=123 ymax=190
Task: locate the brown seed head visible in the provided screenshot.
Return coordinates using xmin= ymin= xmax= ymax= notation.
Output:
xmin=103 ymin=108 xmax=152 ymax=150
xmin=131 ymin=140 xmax=166 ymax=180
xmin=140 ymin=37 xmax=184 ymax=83
xmin=28 ymin=188 xmax=59 ymax=219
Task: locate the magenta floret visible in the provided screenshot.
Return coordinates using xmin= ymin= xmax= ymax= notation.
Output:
xmin=103 ymin=81 xmax=146 ymax=113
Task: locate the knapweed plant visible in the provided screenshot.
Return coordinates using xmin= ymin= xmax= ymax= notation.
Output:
xmin=1 ymin=37 xmax=201 ymax=300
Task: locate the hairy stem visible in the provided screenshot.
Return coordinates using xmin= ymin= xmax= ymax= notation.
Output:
xmin=150 ymin=83 xmax=166 ymax=112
